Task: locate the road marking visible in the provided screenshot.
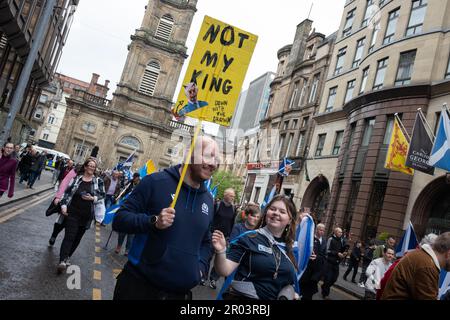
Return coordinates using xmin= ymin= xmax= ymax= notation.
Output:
xmin=96 ymin=231 xmax=100 ymax=237
xmin=93 ymin=270 xmax=102 ymax=281
xmin=95 ymin=246 xmax=101 ymax=253
xmin=95 ymin=257 xmax=101 ymax=264
xmin=93 ymin=288 xmax=102 ymax=300
xmin=95 ymin=238 xmax=101 ymax=243
xmin=0 ymin=192 xmax=53 ymax=223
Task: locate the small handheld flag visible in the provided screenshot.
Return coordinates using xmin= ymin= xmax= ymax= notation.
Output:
xmin=395 ymin=221 xmax=419 ymax=257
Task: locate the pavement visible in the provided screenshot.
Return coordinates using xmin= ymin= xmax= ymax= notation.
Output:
xmin=0 ymin=169 xmax=55 ymax=208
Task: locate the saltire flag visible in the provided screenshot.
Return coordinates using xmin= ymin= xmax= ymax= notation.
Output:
xmin=204 ymin=177 xmax=218 ymax=198
xmin=385 ymin=118 xmax=414 ymax=175
xmin=114 ymin=149 xmax=136 ymax=171
xmin=395 ymin=221 xmax=419 ymax=258
xmin=278 ymin=158 xmax=295 ymax=176
xmin=439 ymin=270 xmax=450 ymax=300
xmin=261 ymin=185 xmax=276 ymax=210
xmin=429 ymin=110 xmax=450 ymax=171
xmin=405 ymin=113 xmax=435 ymax=175
xmin=293 ymin=214 xmax=315 ymax=294
xmin=102 ymin=159 xmax=157 ymax=224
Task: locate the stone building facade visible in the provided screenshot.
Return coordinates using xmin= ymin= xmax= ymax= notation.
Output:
xmin=309 ymin=0 xmax=450 ymax=240
xmin=56 ymin=0 xmax=198 ymax=169
xmin=0 ymin=0 xmax=78 ymax=145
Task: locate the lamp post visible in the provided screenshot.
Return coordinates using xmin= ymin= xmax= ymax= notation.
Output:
xmin=76 ymin=121 xmax=95 ymax=163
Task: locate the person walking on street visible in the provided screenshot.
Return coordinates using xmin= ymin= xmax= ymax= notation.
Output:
xmin=27 ymin=150 xmax=42 ymax=189
xmin=363 ymin=246 xmax=394 ymax=300
xmin=373 ymin=236 xmax=396 ymax=259
xmin=57 ymin=159 xmax=105 ymax=273
xmin=12 ymin=144 xmax=21 ymax=161
xmin=381 ymin=232 xmax=450 ymax=300
xmin=207 ymin=188 xmax=237 ymax=289
xmin=229 ymin=203 xmax=262 ymax=240
xmin=48 ymin=163 xmax=82 ymax=246
xmin=18 ymin=146 xmax=33 ymax=184
xmin=212 ymin=195 xmax=298 ymax=300
xmin=321 ymin=227 xmax=347 ymax=299
xmin=115 ymin=172 xmax=141 ymax=255
xmin=112 ymin=136 xmax=219 ymax=300
xmin=358 ymin=240 xmax=376 ymax=287
xmin=0 ymin=142 xmax=18 ymax=199
xmin=52 ymin=156 xmax=63 ymax=185
xmin=343 ymin=240 xmax=362 ymax=283
xmin=103 ymin=170 xmax=121 ymax=209
xmin=299 ymin=223 xmax=327 ymax=300
xmin=57 ymin=159 xmax=74 ymax=186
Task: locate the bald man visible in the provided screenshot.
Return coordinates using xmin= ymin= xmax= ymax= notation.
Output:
xmin=321 ymin=227 xmax=347 ymax=299
xmin=112 ymin=135 xmax=220 ymax=300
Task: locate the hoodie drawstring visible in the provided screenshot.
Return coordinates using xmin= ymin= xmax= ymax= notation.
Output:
xmin=191 ymin=189 xmax=198 ymax=214
xmin=186 ymin=187 xmax=191 ymax=210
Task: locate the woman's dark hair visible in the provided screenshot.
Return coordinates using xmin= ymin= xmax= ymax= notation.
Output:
xmin=261 ymin=195 xmax=298 ymax=269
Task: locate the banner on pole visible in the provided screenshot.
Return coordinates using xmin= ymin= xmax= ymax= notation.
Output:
xmin=385 ymin=118 xmax=414 ymax=175
xmin=173 ymin=16 xmax=258 ymax=126
xmin=405 ymin=113 xmax=435 ymax=175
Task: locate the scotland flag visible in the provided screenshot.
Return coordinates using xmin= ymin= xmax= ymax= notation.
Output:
xmin=293 ymin=214 xmax=315 ymax=294
xmin=439 ymin=270 xmax=450 ymax=300
xmin=395 ymin=221 xmax=419 ymax=257
xmin=261 ymin=185 xmax=276 ymax=210
xmin=429 ymin=110 xmax=450 ymax=171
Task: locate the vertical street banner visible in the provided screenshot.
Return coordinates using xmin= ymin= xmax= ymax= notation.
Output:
xmin=405 ymin=113 xmax=435 ymax=175
xmin=429 ymin=110 xmax=450 ymax=172
xmin=173 ymin=16 xmax=258 ymax=126
xmin=384 ymin=118 xmax=414 ymax=175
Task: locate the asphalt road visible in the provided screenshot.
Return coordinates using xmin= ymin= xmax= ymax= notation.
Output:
xmin=0 ymin=194 xmax=356 ymax=300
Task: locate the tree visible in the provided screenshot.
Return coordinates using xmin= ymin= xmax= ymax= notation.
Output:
xmin=212 ymin=170 xmax=243 ymax=203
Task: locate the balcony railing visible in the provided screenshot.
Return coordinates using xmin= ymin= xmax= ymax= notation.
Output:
xmin=72 ymin=89 xmax=110 ymax=108
xmin=169 ymin=120 xmax=194 ymax=134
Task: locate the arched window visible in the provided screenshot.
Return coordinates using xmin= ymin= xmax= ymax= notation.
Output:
xmin=139 ymin=61 xmax=160 ymax=96
xmin=47 ymin=113 xmax=56 ymax=124
xmin=155 ymin=14 xmax=174 ymax=42
xmin=120 ymin=136 xmax=140 ymax=149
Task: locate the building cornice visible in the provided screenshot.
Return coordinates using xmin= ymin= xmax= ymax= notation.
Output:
xmin=131 ymin=34 xmax=188 ymax=58
xmin=160 ymin=0 xmax=197 ymax=12
xmin=313 ymin=109 xmax=347 ymax=124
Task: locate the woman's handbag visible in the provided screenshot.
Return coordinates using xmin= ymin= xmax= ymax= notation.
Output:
xmin=94 ymin=198 xmax=106 ymax=223
xmin=45 ymin=198 xmax=61 ymax=217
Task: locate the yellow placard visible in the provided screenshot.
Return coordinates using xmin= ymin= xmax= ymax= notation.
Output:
xmin=173 ymin=16 xmax=258 ymax=126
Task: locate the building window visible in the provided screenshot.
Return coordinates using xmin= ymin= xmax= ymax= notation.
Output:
xmin=34 ymin=107 xmax=43 ymax=119
xmin=315 ymin=134 xmax=327 ymax=157
xmin=406 ymin=0 xmax=427 ymax=36
xmin=278 ymin=135 xmax=285 ymax=158
xmin=82 ymin=122 xmax=96 ymax=133
xmin=74 ymin=143 xmax=89 ymax=162
xmin=283 ymin=121 xmax=289 ymax=130
xmin=325 ymin=87 xmax=337 ymax=112
xmin=47 ymin=114 xmax=56 ymax=124
xmin=373 ymin=57 xmax=389 ymax=90
xmin=155 ymin=14 xmax=174 ymax=42
xmin=120 ymin=136 xmax=140 ymax=149
xmin=333 ymin=131 xmax=345 ymax=155
xmin=335 ymin=47 xmax=347 ymax=75
xmin=343 ymin=9 xmax=356 ymax=37
xmin=139 ymin=61 xmax=160 ymax=96
xmin=289 ymin=82 xmax=299 ymax=109
xmin=360 ymin=67 xmax=369 ymax=94
xmin=302 ymin=117 xmax=309 ymax=128
xmin=344 ymin=79 xmax=356 ymax=103
xmin=286 ymin=133 xmax=294 ymax=157
xmin=383 ymin=8 xmax=400 ymax=45
xmin=43 ymin=133 xmax=49 ymax=140
xmin=39 ymin=94 xmax=48 ymax=104
xmin=362 ymin=118 xmax=376 ymax=146
xmin=362 ymin=0 xmax=375 ymax=27
xmin=363 ymin=181 xmax=388 ymax=241
xmin=383 ymin=116 xmax=395 ymax=144
xmin=292 ymin=119 xmax=298 ymax=129
xmin=298 ymin=84 xmax=308 ymax=107
xmin=353 ymin=38 xmax=366 ymax=68
xmin=308 ymin=74 xmax=320 ymax=103
xmin=254 ymin=187 xmax=261 ymax=203
xmin=369 ymin=21 xmax=380 ymax=53
xmin=395 ymin=50 xmax=416 ymax=86
xmin=296 ymin=132 xmax=305 ymax=157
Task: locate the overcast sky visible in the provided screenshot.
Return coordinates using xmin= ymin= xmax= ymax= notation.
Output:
xmin=58 ymin=0 xmax=346 ymax=99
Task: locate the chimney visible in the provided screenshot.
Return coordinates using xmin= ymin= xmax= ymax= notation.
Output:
xmin=105 ymin=80 xmax=110 ymax=88
xmin=91 ymin=73 xmax=100 ymax=85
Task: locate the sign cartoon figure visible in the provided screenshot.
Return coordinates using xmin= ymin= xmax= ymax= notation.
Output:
xmin=172 ymin=82 xmax=208 ymax=121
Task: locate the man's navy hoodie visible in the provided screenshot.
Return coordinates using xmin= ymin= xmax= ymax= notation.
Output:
xmin=112 ymin=165 xmax=214 ymax=293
